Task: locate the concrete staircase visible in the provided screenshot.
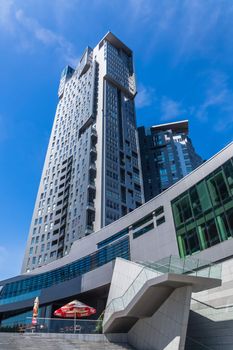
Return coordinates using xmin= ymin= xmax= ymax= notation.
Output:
xmin=103 ymin=258 xmax=221 ymax=335
xmin=0 ymin=333 xmax=134 ymax=350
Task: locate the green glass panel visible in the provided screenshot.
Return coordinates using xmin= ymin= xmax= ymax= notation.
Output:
xmin=215 ymin=171 xmax=230 ymax=202
xmin=173 ymin=156 xmax=233 ymax=256
xmin=206 ymin=218 xmax=220 ymax=246
xmin=186 ymin=228 xmax=201 ymax=254
xmin=196 ymin=216 xmax=205 ymax=226
xmin=172 ymin=202 xmax=183 ymax=228
xmin=224 ymin=201 xmax=233 ymax=211
xmin=223 ymin=160 xmax=233 ymax=196
xmin=207 ymin=171 xmax=230 ymax=206
xmin=207 ymin=176 xmax=220 ymax=206
xmin=196 ymin=180 xmax=212 ymax=212
xmin=186 ymin=220 xmax=196 ymax=232
xmin=190 ymin=186 xmax=202 ymax=216
xmin=225 ymin=207 xmax=233 ymax=236
xmin=180 ymin=194 xmax=193 ymax=222
xmin=205 ymin=211 xmax=214 ymax=221
xmin=177 ymin=235 xmax=185 ymax=258
xmin=197 ymin=225 xmax=207 ymax=249
xmin=216 ymin=215 xmax=228 ymax=241
xmin=215 ymin=206 xmax=225 ymax=216
xmin=177 ymin=226 xmax=186 ymax=235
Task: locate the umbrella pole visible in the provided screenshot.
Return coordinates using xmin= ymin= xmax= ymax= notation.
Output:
xmin=74 ymin=313 xmax=76 ymax=334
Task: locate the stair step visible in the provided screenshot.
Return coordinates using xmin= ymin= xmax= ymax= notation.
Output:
xmin=0 ymin=334 xmax=135 ymax=350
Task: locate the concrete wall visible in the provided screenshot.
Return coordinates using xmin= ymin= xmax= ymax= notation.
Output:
xmin=128 ymin=286 xmax=192 ymax=350
xmin=106 ymin=258 xmax=143 ymax=307
xmin=186 ymin=258 xmax=233 ymax=349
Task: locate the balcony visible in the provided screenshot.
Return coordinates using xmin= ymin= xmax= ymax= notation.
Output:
xmin=85 ymin=224 xmax=94 ymax=235
xmin=90 ymin=146 xmax=97 ymax=154
xmin=89 ymin=163 xmax=97 ymax=172
xmin=88 ymin=180 xmax=96 ymax=191
xmin=91 ymin=127 xmax=97 ymax=141
xmin=86 ymin=202 xmax=95 ymax=211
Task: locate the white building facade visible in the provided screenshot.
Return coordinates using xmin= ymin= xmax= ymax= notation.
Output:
xmin=21 ymin=33 xmax=143 ymax=273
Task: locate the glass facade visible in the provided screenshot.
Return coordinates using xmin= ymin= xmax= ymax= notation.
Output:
xmin=138 ymin=123 xmax=203 ymax=202
xmin=0 ymin=237 xmax=130 ymax=304
xmin=97 ymin=228 xmax=129 ymax=249
xmin=172 ymin=158 xmax=233 ymax=257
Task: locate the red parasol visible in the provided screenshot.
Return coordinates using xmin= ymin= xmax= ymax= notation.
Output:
xmin=54 ymin=300 xmax=96 ymax=318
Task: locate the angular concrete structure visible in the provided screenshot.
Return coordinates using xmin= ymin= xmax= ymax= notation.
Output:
xmin=103 ymin=259 xmax=221 ymax=350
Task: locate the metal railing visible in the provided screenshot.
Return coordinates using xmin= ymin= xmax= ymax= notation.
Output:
xmin=191 ymin=296 xmax=233 ymax=322
xmin=185 ymin=297 xmax=233 ymax=348
xmin=140 ymin=256 xmax=222 ymax=279
xmin=0 ymin=317 xmax=102 ymax=334
xmin=104 ymin=256 xmax=222 ymax=325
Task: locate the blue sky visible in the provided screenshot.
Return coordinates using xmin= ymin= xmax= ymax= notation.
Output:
xmin=0 ymin=0 xmax=233 ymax=280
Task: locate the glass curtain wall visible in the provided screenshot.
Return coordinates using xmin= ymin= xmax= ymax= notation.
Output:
xmin=172 ymin=158 xmax=233 ymax=257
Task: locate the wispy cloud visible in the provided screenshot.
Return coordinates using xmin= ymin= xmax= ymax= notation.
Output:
xmin=194 ymin=71 xmax=233 ymax=131
xmin=136 ymin=84 xmax=156 ymax=108
xmin=15 ymin=9 xmax=78 ymax=66
xmin=0 ymin=2 xmax=79 ymax=66
xmin=0 ymin=0 xmax=14 ymax=32
xmin=160 ymin=97 xmax=186 ymax=121
xmin=127 ymin=0 xmax=233 ymax=63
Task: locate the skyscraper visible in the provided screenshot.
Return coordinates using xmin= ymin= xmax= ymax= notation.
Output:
xmin=21 ymin=32 xmax=143 ymax=273
xmin=138 ymin=120 xmax=203 ymax=201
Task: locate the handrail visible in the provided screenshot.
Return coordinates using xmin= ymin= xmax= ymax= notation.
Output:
xmin=104 ymin=256 xmax=222 ymax=324
xmin=104 ymin=266 xmax=162 ymax=322
xmin=105 ymin=266 xmax=161 ymax=309
xmin=191 ymin=297 xmax=233 ymax=310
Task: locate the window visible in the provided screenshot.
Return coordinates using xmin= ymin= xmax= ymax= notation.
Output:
xmin=133 ymin=223 xmax=154 ymax=239
xmin=97 ymin=228 xmax=129 ymax=249
xmin=133 ymin=213 xmax=153 ymax=230
xmin=0 ymin=238 xmax=130 ymax=304
xmin=156 ymin=216 xmax=165 ymax=226
xmin=154 ymin=206 xmax=164 ymax=217
xmin=172 ymin=157 xmax=233 ymax=257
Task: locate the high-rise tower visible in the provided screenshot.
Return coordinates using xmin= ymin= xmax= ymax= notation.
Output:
xmin=22 ymin=32 xmax=143 ymax=273
xmin=138 ymin=120 xmax=203 ymax=202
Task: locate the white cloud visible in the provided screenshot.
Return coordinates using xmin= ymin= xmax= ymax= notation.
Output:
xmin=15 ymin=9 xmax=78 ymax=66
xmin=127 ymin=0 xmax=233 ymax=62
xmin=0 ymin=0 xmax=14 ymax=32
xmin=0 ymin=2 xmax=79 ymax=66
xmin=194 ymin=71 xmax=233 ymax=131
xmin=160 ymin=97 xmax=186 ymax=121
xmin=128 ymin=0 xmax=153 ymax=24
xmin=136 ymin=84 xmax=156 ymax=108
